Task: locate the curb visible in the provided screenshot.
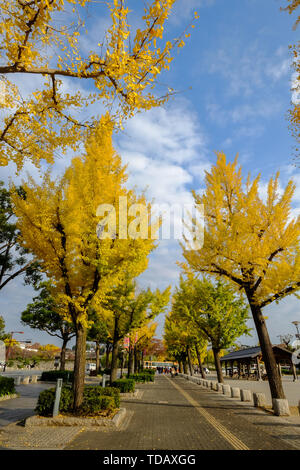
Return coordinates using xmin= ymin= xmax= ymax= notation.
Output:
xmin=24 ymin=407 xmax=127 ymax=428
xmin=0 ymin=393 xmax=19 ymax=402
xmin=178 ymin=374 xmax=296 ymax=418
xmin=120 ymin=390 xmax=139 ymax=398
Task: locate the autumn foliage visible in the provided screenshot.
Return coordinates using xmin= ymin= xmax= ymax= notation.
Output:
xmin=11 ymin=116 xmax=158 ymax=408
xmin=0 ymin=0 xmax=196 ymax=169
xmin=183 ymin=153 xmax=300 ymax=398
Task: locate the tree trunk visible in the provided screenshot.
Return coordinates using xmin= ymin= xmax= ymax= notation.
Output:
xmin=141 ymin=351 xmax=144 ymax=371
xmin=73 ymin=324 xmax=87 ymax=411
xmin=134 ymin=347 xmax=138 ymax=373
xmin=213 ymin=347 xmax=223 ymax=383
xmin=128 ymin=346 xmax=135 ymax=376
xmin=95 ymin=341 xmax=100 ymax=373
xmin=187 ymin=346 xmax=194 ymax=376
xmin=195 ymin=344 xmax=206 ymax=379
xmin=110 ymin=341 xmax=119 ymax=384
xmin=120 ymin=351 xmax=125 ymax=377
xmin=178 ymin=360 xmax=183 ymax=373
xmin=60 ymin=337 xmax=68 ymax=371
xmin=182 ymin=353 xmax=188 ymax=374
xmin=247 ymin=294 xmax=286 ymax=399
xmin=110 ymin=317 xmax=120 ymax=384
xmin=105 ymin=342 xmax=111 ymax=370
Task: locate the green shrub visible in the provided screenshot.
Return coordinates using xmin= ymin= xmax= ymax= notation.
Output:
xmin=128 ymin=372 xmax=154 ymax=383
xmin=35 ymin=386 xmax=73 ymax=417
xmin=141 ymin=369 xmax=156 ymax=378
xmin=0 ymin=376 xmax=15 ymax=397
xmin=59 ymin=386 xmax=74 ymax=412
xmin=35 ymin=385 xmax=119 ymax=417
xmin=35 ymin=388 xmax=56 ymax=416
xmin=80 ymin=395 xmax=115 ymax=415
xmin=84 ymin=386 xmax=120 ymax=408
xmin=40 ymin=370 xmax=74 ymax=383
xmin=112 ymin=378 xmax=135 ymax=393
xmin=142 ymin=368 xmax=156 ymax=375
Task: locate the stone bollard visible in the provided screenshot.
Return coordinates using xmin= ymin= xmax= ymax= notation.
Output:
xmin=253 ymin=392 xmax=266 ymax=408
xmin=30 ymin=375 xmax=38 ymax=383
xmin=217 ymin=383 xmax=223 ymax=392
xmin=210 ymin=381 xmax=214 ymax=390
xmin=14 ymin=376 xmax=21 ymax=385
xmin=231 ymin=387 xmax=241 ymax=398
xmin=212 ymin=382 xmax=219 ymax=391
xmin=222 ymin=384 xmax=231 ymax=396
xmin=22 ymin=376 xmax=30 ymax=384
xmin=206 ymin=381 xmax=211 ymax=388
xmin=241 ymin=389 xmax=252 ymax=402
xmin=272 ymin=399 xmax=290 ymax=416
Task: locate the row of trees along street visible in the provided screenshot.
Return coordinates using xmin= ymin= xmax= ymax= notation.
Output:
xmin=0 ymin=1 xmax=299 ymax=412
xmin=170 ymin=153 xmax=300 ymax=400
xmin=0 ymin=0 xmax=192 ymax=411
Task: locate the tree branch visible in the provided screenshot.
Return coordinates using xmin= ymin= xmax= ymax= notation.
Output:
xmin=260 ymin=281 xmax=300 ymax=308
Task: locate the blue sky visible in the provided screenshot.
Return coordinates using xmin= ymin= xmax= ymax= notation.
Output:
xmin=1 ymin=0 xmax=300 ymax=349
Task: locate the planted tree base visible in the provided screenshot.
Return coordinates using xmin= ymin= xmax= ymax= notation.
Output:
xmin=0 ymin=393 xmax=19 ymax=401
xmin=25 ymin=408 xmax=126 ymax=427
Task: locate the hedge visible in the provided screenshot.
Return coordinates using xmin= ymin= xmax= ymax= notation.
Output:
xmin=40 ymin=370 xmax=74 ymax=383
xmin=111 ymin=378 xmax=135 ymax=393
xmin=142 ymin=369 xmax=156 ymax=376
xmin=128 ymin=372 xmax=154 ymax=383
xmin=84 ymin=385 xmax=120 ymax=408
xmin=35 ymin=385 xmax=120 ymax=417
xmin=0 ymin=376 xmax=15 ymax=397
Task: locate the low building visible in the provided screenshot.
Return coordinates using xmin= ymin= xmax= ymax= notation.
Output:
xmin=220 ymin=344 xmax=298 ymax=381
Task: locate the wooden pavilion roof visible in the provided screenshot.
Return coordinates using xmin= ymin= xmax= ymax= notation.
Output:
xmin=220 ymin=344 xmax=293 ymax=362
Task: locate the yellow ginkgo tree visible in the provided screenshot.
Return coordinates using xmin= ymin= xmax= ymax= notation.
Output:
xmin=0 ymin=0 xmax=196 ymax=170
xmin=11 ymin=116 xmax=157 ymax=410
xmin=183 ymin=153 xmax=300 ymax=400
xmin=131 ymin=321 xmax=158 ymax=373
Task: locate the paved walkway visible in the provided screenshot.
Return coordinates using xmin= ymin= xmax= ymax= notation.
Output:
xmin=0 ymin=383 xmax=53 ymax=427
xmin=1 ymin=375 xmax=300 ymax=450
xmin=66 ymin=375 xmax=300 ymax=451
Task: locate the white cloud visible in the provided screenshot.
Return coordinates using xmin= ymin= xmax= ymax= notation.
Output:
xmin=119 ymin=101 xmax=206 ymax=165
xmin=117 ymin=100 xmax=209 ymax=204
xmin=206 ymin=99 xmax=283 ymax=128
xmin=208 ymin=43 xmax=291 ymax=98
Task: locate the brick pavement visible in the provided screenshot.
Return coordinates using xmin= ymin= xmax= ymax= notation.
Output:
xmin=66 ymin=375 xmax=300 ymax=451
xmin=1 ymin=375 xmax=300 ymax=450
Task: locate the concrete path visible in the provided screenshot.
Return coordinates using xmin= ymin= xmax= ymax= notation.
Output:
xmin=66 ymin=375 xmax=300 ymax=451
xmin=0 ymin=383 xmax=53 ymax=427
